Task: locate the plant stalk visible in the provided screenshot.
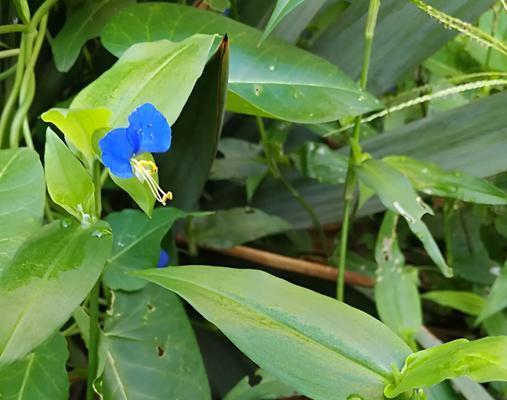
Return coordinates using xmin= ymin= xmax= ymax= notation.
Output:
xmin=334 ymin=0 xmax=380 ymax=301
xmin=86 ymin=280 xmax=100 ymax=400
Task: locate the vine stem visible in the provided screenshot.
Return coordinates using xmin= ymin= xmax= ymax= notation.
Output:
xmin=86 ymin=280 xmax=100 ymax=400
xmin=334 ymin=0 xmax=380 ymax=301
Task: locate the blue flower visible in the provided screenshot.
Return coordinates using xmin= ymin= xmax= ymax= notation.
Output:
xmin=157 ymin=249 xmax=170 ymax=268
xmin=99 ymin=103 xmax=173 ymax=204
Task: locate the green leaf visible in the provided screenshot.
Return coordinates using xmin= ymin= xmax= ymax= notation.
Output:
xmin=100 ymin=3 xmax=380 ymax=123
xmin=0 ymin=334 xmax=69 ymax=400
xmin=477 ymin=264 xmax=507 ymax=323
xmin=133 ymin=266 xmax=412 ymax=400
xmin=51 ymin=0 xmax=135 ymax=72
xmin=374 ymin=212 xmax=422 ymax=344
xmin=422 ymin=291 xmax=485 ymax=316
xmin=204 ymin=0 xmax=230 ymax=12
xmin=41 ymin=107 xmax=111 ymax=158
xmin=355 ymin=159 xmax=451 ymax=277
xmin=223 ymin=369 xmax=295 ymax=400
xmin=260 ymin=0 xmax=306 ymax=43
xmin=100 ymin=284 xmax=210 ymax=399
xmin=211 ymin=138 xmax=266 ymax=181
xmin=104 ymin=208 xmax=188 ymax=291
xmin=384 ymin=156 xmax=507 ymax=205
xmin=0 ymin=220 xmax=112 ymax=365
xmin=312 ymin=0 xmax=494 ymax=95
xmin=72 ymin=34 xmax=215 ymax=128
xmin=191 ymin=208 xmax=291 ymax=249
xmin=291 ymin=141 xmax=347 ymax=185
xmin=0 ymin=148 xmax=45 ymax=272
xmin=157 ymin=35 xmax=229 ymax=210
xmin=44 ymin=128 xmax=95 ymax=222
xmin=385 ymin=337 xmax=507 ymax=398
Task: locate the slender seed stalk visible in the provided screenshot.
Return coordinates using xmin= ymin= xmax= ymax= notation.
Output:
xmin=334 ymin=0 xmax=380 ymax=301
xmin=86 ymin=280 xmax=100 ymax=400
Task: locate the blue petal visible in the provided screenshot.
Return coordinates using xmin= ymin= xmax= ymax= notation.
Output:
xmin=99 ymin=128 xmax=135 ymax=179
xmin=157 ymin=249 xmax=170 ymax=268
xmin=127 ymin=103 xmax=171 ymax=155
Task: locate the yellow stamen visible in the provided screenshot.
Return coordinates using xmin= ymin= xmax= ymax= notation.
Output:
xmin=131 ymin=158 xmax=173 ymax=206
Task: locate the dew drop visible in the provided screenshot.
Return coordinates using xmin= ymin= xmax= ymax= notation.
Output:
xmin=347 ymin=394 xmax=364 ymax=400
xmin=421 ymin=168 xmax=429 ymax=174
xmin=269 ymin=65 xmax=275 ymax=71
xmin=490 ymin=266 xmax=501 ymax=276
xmin=60 ymin=219 xmax=72 ymax=229
xmin=117 ymin=241 xmax=125 ymax=248
xmin=358 ymin=95 xmax=366 ymax=102
xmin=91 ymin=228 xmax=111 ymax=238
xmin=147 ymin=123 xmax=153 ymax=128
xmin=254 ymin=85 xmax=262 ymax=96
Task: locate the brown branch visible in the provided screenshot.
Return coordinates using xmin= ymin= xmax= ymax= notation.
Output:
xmin=177 ymin=236 xmax=374 ymax=288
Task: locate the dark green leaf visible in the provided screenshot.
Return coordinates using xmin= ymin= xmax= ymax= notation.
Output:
xmin=422 ymin=291 xmax=485 ymax=316
xmin=191 ymin=208 xmax=291 ymax=249
xmin=44 ymin=128 xmax=95 ymax=221
xmin=104 ymin=208 xmax=188 ymax=291
xmin=134 ymin=266 xmax=412 ymax=400
xmin=100 ymin=3 xmax=380 ymax=123
xmin=385 ymin=337 xmax=507 ymax=398
xmin=100 ymin=284 xmax=210 ymax=400
xmin=0 ymin=334 xmax=69 ymax=400
xmin=0 ymin=220 xmax=112 ymax=365
xmin=260 ymin=0 xmax=306 ymax=43
xmin=0 ymin=149 xmax=45 ymax=271
xmin=157 ymin=36 xmax=229 ymax=211
xmin=223 ymin=369 xmax=295 ymax=400
xmin=384 ymin=156 xmax=507 ymax=205
xmin=51 ymin=0 xmax=135 ymax=72
xmin=211 ymin=138 xmax=266 ymax=181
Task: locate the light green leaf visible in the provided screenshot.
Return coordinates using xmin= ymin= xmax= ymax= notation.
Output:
xmin=0 ymin=334 xmax=69 ymax=400
xmin=41 ymin=107 xmax=111 ymax=158
xmin=51 ymin=0 xmax=135 ymax=72
xmin=422 ymin=291 xmax=485 ymax=316
xmin=385 ymin=337 xmax=507 ymax=398
xmin=355 ymin=159 xmax=451 ymax=277
xmin=104 ymin=208 xmax=188 ymax=291
xmin=477 ymin=263 xmax=507 ymax=323
xmin=261 ymin=0 xmax=306 ymax=43
xmin=191 ymin=208 xmax=291 ymax=249
xmin=291 ymin=141 xmax=347 ymax=185
xmin=0 ymin=148 xmax=45 ymax=272
xmin=100 ymin=3 xmax=381 ymax=123
xmin=100 ymin=284 xmax=210 ymax=400
xmin=204 ymin=0 xmax=230 ymax=12
xmin=384 ymin=156 xmax=507 ymax=205
xmin=133 ymin=266 xmax=412 ymax=400
xmin=224 ymin=369 xmax=295 ymax=400
xmin=72 ymin=34 xmax=215 ymax=128
xmin=0 ymin=220 xmax=112 ymax=365
xmin=374 ymin=212 xmax=421 ymax=344
xmin=44 ymin=128 xmax=95 ymax=222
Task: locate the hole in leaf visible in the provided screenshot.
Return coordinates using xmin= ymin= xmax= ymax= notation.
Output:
xmin=248 ymin=373 xmax=262 ymax=387
xmin=156 ymin=345 xmax=165 ymax=357
xmin=147 ymin=302 xmax=155 ymax=313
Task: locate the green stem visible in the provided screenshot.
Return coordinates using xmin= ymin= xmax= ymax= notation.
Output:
xmin=334 ymin=0 xmax=380 ymax=301
xmin=0 ymin=48 xmax=20 ymax=59
xmin=86 ymin=280 xmax=100 ymax=400
xmin=0 ymin=24 xmax=26 ymax=34
xmin=29 ymin=0 xmax=57 ymax=30
xmin=0 ymin=65 xmax=17 ymax=81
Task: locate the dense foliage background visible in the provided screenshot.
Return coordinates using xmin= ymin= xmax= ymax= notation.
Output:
xmin=1 ymin=0 xmax=507 ymax=399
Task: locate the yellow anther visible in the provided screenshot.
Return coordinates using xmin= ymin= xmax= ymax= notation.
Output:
xmin=162 ymin=192 xmax=173 ymax=203
xmin=131 ymin=158 xmax=173 ymax=206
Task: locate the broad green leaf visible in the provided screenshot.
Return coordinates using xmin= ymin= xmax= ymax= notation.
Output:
xmin=100 ymin=3 xmax=381 ymax=123
xmin=0 ymin=148 xmax=44 ymax=271
xmin=0 ymin=220 xmax=112 ymax=365
xmin=253 ymin=92 xmax=507 ymax=229
xmin=157 ymin=36 xmax=229 ymax=210
xmin=312 ymin=0 xmax=494 ymax=95
xmin=51 ymin=0 xmax=135 ymax=72
xmin=72 ymin=34 xmax=215 ymax=128
xmin=191 ymin=208 xmax=291 ymax=249
xmin=134 ymin=266 xmax=412 ymax=400
xmin=104 ymin=208 xmax=188 ymax=291
xmin=44 ymin=129 xmax=95 ymax=222
xmin=374 ymin=212 xmax=421 ymax=344
xmin=41 ymin=107 xmax=111 ymax=158
xmin=385 ymin=337 xmax=507 ymax=398
xmin=224 ymin=370 xmax=296 ymax=400
xmin=384 ymin=156 xmax=507 ymax=205
xmin=477 ymin=264 xmax=507 ymax=323
xmin=260 ymin=0 xmax=306 ymax=43
xmin=422 ymin=291 xmax=485 ymax=316
xmin=100 ymin=284 xmax=210 ymax=399
xmin=211 ymin=138 xmax=266 ymax=181
xmin=0 ymin=334 xmax=68 ymax=400
xmin=291 ymin=141 xmax=347 ymax=185
xmin=355 ymin=159 xmax=451 ymax=277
